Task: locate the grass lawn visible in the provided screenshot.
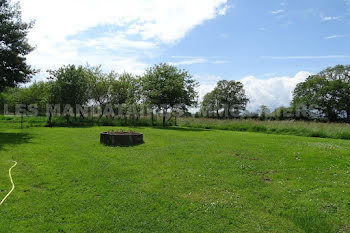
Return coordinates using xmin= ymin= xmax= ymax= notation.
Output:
xmin=1 ymin=125 xmax=350 ymax=232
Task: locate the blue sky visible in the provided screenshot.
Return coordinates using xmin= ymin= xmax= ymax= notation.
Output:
xmin=163 ymin=0 xmax=350 ymax=78
xmin=19 ymin=0 xmax=350 ymax=110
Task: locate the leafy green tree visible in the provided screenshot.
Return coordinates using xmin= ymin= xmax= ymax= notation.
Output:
xmin=0 ymin=0 xmax=35 ymax=91
xmin=292 ymin=65 xmax=350 ymax=122
xmin=48 ymin=65 xmax=89 ymax=122
xmin=2 ymin=82 xmax=50 ymax=115
xmin=20 ymin=82 xmax=50 ymax=114
xmin=258 ymin=105 xmax=270 ymax=120
xmin=201 ymin=89 xmax=221 ymax=118
xmin=319 ymin=65 xmax=350 ymax=122
xmin=120 ymin=73 xmax=142 ymax=121
xmin=1 ymin=87 xmax=20 ymax=113
xmin=141 ymin=63 xmax=198 ymax=126
xmin=271 ymin=106 xmax=293 ymax=120
xmin=0 ymin=91 xmax=5 ymax=113
xmin=216 ymin=80 xmax=249 ymax=118
xmin=109 ymin=72 xmax=131 ymax=119
xmin=86 ymin=66 xmax=114 ymax=120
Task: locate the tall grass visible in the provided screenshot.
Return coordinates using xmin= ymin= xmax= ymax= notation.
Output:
xmin=2 ymin=115 xmax=350 ymax=140
xmin=177 ymin=118 xmax=350 ymax=140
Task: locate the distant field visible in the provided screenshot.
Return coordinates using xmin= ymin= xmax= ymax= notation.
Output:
xmin=2 ymin=115 xmax=350 ymax=140
xmin=1 ymin=123 xmax=350 ymax=232
xmin=178 ymin=118 xmax=350 ymax=140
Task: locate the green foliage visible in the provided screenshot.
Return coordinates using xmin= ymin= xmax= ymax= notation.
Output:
xmin=0 ymin=0 xmax=35 ymax=90
xmin=217 ymin=80 xmax=249 ymax=117
xmin=110 ymin=72 xmax=141 ymax=118
xmin=48 ymin=65 xmax=90 ymax=119
xmin=292 ymin=65 xmax=350 ymax=122
xmin=271 ymin=106 xmax=294 ymax=121
xmin=86 ymin=66 xmax=113 ymax=107
xmin=201 ymin=89 xmax=221 ymax=118
xmin=0 ymin=82 xmax=50 ymax=114
xmin=258 ymin=105 xmax=270 ymax=120
xmin=141 ymin=63 xmax=198 ymax=126
xmin=200 ymin=80 xmax=249 ymax=118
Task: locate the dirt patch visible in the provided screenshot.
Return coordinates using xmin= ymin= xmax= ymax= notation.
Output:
xmin=258 ymin=170 xmax=276 ymax=183
xmin=261 ymin=176 xmax=272 ymax=183
xmin=103 ymin=130 xmax=141 ymax=136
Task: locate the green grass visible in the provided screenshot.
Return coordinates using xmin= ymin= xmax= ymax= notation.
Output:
xmin=178 ymin=118 xmax=350 ymax=140
xmin=1 ymin=123 xmax=350 ymax=232
xmin=3 ymin=115 xmax=350 ymax=141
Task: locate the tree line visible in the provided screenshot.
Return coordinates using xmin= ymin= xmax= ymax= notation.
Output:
xmin=198 ymin=65 xmax=350 ymax=123
xmin=2 ymin=0 xmax=350 ymax=125
xmin=0 ymin=63 xmax=199 ymax=127
xmin=2 ymin=61 xmax=350 ymax=125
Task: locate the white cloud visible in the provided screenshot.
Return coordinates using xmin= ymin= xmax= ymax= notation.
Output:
xmin=169 ymin=58 xmax=208 ymax=66
xmin=324 ymin=34 xmax=348 ymax=40
xmin=193 ymin=74 xmax=222 ymax=101
xmin=16 ymin=0 xmax=228 ymax=76
xmin=195 ymin=71 xmax=312 ymax=111
xmin=211 ymin=60 xmax=229 ymax=64
xmin=270 ymin=9 xmax=285 ymax=14
xmin=169 ymin=57 xmax=229 ymax=66
xmin=240 ymin=71 xmax=311 ymax=111
xmin=321 ymin=16 xmax=341 ymax=21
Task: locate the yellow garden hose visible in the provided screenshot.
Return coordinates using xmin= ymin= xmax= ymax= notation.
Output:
xmin=0 ymin=161 xmax=17 ymax=206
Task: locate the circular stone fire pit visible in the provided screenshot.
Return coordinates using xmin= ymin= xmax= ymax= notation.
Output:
xmin=100 ymin=131 xmax=143 ymax=147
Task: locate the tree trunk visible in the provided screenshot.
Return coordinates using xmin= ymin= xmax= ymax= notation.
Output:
xmin=327 ymin=108 xmax=336 ymax=122
xmin=47 ymin=112 xmax=52 ymax=127
xmin=21 ymin=113 xmax=24 ymax=129
xmin=162 ymin=109 xmax=167 ymax=127
xmin=74 ymin=107 xmax=77 ymax=120
xmin=151 ymin=111 xmax=154 ymax=126
xmin=216 ymin=109 xmax=219 ymax=118
xmin=66 ymin=115 xmax=70 ymax=125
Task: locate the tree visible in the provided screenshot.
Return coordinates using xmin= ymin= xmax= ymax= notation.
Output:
xmin=0 ymin=0 xmax=35 ymax=91
xmin=110 ymin=72 xmax=142 ymax=121
xmin=292 ymin=65 xmax=350 ymax=122
xmin=272 ymin=106 xmax=292 ymax=120
xmin=1 ymin=81 xmax=50 ymax=115
xmin=216 ymin=80 xmax=249 ymax=118
xmin=109 ymin=72 xmax=130 ymax=120
xmin=141 ymin=63 xmax=198 ymax=127
xmin=201 ymin=89 xmax=221 ymax=118
xmin=319 ymin=65 xmax=350 ymax=122
xmin=48 ymin=65 xmax=90 ymax=123
xmin=258 ymin=105 xmax=270 ymax=120
xmin=86 ymin=66 xmax=114 ymax=121
xmin=20 ymin=81 xmax=50 ymax=115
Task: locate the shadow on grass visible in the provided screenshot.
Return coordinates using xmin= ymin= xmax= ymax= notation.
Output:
xmin=0 ymin=132 xmax=32 ymax=151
